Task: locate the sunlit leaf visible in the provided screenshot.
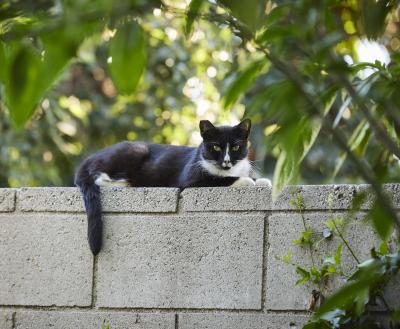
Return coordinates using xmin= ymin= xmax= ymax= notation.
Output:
xmin=109 ymin=21 xmax=147 ymax=95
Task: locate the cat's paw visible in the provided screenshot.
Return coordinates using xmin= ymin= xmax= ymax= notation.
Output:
xmin=231 ymin=177 xmax=255 ymax=187
xmin=255 ymin=178 xmax=272 ymax=186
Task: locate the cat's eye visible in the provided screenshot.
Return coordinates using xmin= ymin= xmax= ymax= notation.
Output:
xmin=232 ymin=145 xmax=240 ymax=151
xmin=213 ymin=145 xmax=222 ymax=152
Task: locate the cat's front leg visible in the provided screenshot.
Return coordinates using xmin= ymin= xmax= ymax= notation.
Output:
xmin=231 ymin=177 xmax=255 ymax=187
xmin=249 ymin=169 xmax=271 ymax=186
xmin=255 ymin=178 xmax=272 ymax=186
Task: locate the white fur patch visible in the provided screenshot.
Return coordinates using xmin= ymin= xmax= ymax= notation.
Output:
xmin=255 ymin=178 xmax=272 ymax=186
xmin=231 ymin=177 xmax=255 ymax=187
xmin=200 ymin=157 xmax=251 ymax=177
xmin=95 ymin=173 xmax=129 ymax=187
xmin=222 ymin=143 xmax=231 ymax=168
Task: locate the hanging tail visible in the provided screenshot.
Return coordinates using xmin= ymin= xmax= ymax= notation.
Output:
xmin=75 ymin=165 xmax=102 ymax=255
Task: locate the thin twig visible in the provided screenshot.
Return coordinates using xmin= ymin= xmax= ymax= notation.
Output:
xmin=332 ymin=220 xmax=360 ymax=264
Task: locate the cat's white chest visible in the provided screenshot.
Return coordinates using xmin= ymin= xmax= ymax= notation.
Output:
xmin=200 ymin=158 xmax=251 ymax=177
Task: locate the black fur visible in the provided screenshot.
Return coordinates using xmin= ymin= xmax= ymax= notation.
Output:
xmin=75 ymin=119 xmax=252 ymax=255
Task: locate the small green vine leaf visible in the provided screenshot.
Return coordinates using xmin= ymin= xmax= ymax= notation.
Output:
xmin=295 ymin=266 xmax=311 ymax=285
xmin=334 ymin=244 xmax=343 ymax=266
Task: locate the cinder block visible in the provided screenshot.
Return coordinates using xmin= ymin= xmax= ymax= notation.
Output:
xmin=265 ymin=212 xmax=400 ymax=310
xmin=181 ymin=187 xmax=272 ymax=211
xmin=179 ymin=313 xmax=309 ymax=329
xmin=0 ymin=214 xmax=92 ymax=306
xmin=14 ymin=311 xmax=174 ymax=329
xmin=0 ymin=189 xmax=15 ymax=212
xmin=100 ymin=187 xmax=179 ymax=213
xmin=180 ymin=184 xmax=400 ymax=212
xmin=97 ymin=214 xmax=264 ymax=309
xmin=17 ymin=187 xmax=179 ymax=213
xmin=273 ymin=184 xmax=400 ymax=210
xmin=0 ymin=310 xmax=13 ymax=329
xmin=18 ymin=187 xmax=83 ymax=212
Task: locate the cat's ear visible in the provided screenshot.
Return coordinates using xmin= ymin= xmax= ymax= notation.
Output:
xmin=235 ymin=119 xmax=251 ymax=138
xmin=199 ymin=120 xmax=216 ymax=138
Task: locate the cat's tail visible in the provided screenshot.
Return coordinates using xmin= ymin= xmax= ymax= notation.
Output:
xmin=75 ymin=163 xmax=102 ymax=255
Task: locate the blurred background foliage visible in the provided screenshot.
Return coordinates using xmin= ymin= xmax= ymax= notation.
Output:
xmin=1 ymin=0 xmax=398 ymax=189
xmin=0 ymin=0 xmax=250 ymax=187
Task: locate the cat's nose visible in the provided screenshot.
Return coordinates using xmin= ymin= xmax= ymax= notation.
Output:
xmin=222 ymin=160 xmax=232 ymax=168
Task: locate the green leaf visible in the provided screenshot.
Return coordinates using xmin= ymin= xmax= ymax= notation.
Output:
xmin=219 ymin=0 xmax=266 ymax=32
xmin=290 ymin=194 xmax=304 ymax=209
xmin=325 ymin=218 xmax=335 ymax=231
xmin=185 ymin=0 xmax=204 ymax=36
xmin=264 ymin=4 xmax=289 ymax=27
xmin=272 ymin=150 xmax=297 ymax=201
xmin=303 ymin=320 xmax=332 ymax=329
xmin=3 ymin=19 xmax=95 ymax=127
xmin=353 ymin=287 xmax=370 ymax=316
xmin=393 ymin=307 xmax=400 ymax=321
xmin=109 ymin=21 xmax=147 ymax=95
xmin=379 ymin=241 xmax=389 ymax=256
xmin=332 ymin=119 xmax=370 ymax=178
xmin=320 ymin=309 xmax=346 ymax=325
xmin=223 ymin=59 xmax=269 ymax=109
xmin=295 ymin=266 xmax=311 ymax=285
xmin=316 ymin=259 xmax=384 ymax=316
xmin=256 ymin=26 xmax=296 ymax=45
xmin=6 ymin=43 xmax=44 ymax=127
xmin=368 ymin=199 xmax=394 ymax=241
xmin=40 ymin=24 xmax=87 ymax=86
xmin=293 ymin=229 xmax=313 ymax=246
xmin=272 ymin=117 xmax=323 ymax=201
xmin=334 ymin=243 xmax=343 ymax=266
xmin=316 ymin=277 xmax=372 ymax=316
xmin=359 ymin=0 xmax=394 ymax=39
xmin=282 ymin=249 xmax=293 ymax=264
xmin=0 ymin=41 xmax=6 ymax=83
xmin=335 ymin=217 xmax=344 ymax=228
xmin=271 ymin=87 xmax=336 ymax=201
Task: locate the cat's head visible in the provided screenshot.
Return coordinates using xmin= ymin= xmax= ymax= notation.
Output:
xmin=199 ymin=119 xmax=251 ymax=171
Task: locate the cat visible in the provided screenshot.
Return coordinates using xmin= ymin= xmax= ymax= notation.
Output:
xmin=75 ymin=119 xmax=271 ymax=255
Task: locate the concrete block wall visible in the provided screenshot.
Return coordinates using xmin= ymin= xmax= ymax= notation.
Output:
xmin=0 ymin=185 xmax=399 ymax=328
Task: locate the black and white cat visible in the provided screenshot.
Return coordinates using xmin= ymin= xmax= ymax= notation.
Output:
xmin=75 ymin=119 xmax=270 ymax=255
